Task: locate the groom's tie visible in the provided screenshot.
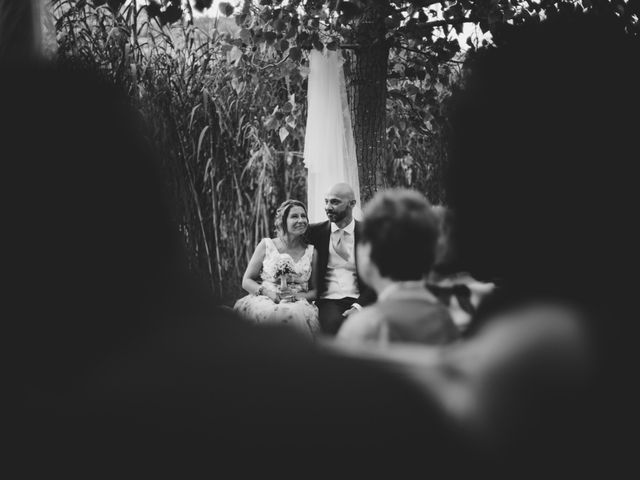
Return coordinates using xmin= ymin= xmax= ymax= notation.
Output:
xmin=332 ymin=229 xmax=350 ymax=262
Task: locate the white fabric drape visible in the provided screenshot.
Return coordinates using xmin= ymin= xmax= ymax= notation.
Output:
xmin=303 ymin=49 xmax=362 ymax=223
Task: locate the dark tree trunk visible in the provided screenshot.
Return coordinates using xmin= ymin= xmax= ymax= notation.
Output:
xmin=344 ymin=16 xmax=389 ymax=203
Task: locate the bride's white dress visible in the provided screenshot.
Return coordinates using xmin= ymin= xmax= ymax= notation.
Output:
xmin=234 ymin=238 xmax=320 ymax=338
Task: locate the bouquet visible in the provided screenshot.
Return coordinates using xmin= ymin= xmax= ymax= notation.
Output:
xmin=274 ymin=256 xmax=296 ymax=301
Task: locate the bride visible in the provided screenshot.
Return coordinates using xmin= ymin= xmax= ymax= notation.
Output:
xmin=234 ymin=200 xmax=320 ymax=338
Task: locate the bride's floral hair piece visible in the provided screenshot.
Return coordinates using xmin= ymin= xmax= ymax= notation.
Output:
xmin=273 ymin=199 xmax=308 ymax=238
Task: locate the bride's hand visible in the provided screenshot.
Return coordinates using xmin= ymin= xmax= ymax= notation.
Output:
xmin=266 ymin=290 xmax=280 ymax=303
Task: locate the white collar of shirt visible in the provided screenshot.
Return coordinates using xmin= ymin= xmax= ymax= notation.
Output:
xmin=378 ymin=280 xmax=438 ymax=303
xmin=331 ymin=218 xmax=355 ymax=235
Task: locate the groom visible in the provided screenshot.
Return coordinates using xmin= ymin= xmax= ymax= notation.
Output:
xmin=306 ymin=183 xmax=376 ymax=335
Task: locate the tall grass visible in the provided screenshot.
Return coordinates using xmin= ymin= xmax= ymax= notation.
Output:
xmin=54 ymin=1 xmax=308 ymax=304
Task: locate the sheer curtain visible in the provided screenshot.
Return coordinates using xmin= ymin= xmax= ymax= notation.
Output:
xmin=303 ymin=49 xmax=362 ymax=223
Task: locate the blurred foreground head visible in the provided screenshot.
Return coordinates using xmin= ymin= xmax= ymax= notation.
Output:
xmin=1 ymin=62 xmax=199 ymax=383
xmin=444 ymin=15 xmax=639 ymax=474
xmin=447 ymin=13 xmax=640 ymax=301
xmin=358 ymin=188 xmax=440 ymax=283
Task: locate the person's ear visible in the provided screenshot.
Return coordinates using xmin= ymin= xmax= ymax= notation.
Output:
xmin=349 ymin=199 xmax=357 ymax=208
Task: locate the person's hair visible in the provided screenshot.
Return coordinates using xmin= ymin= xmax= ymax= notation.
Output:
xmin=360 ymin=189 xmax=440 ymax=281
xmin=273 ymin=199 xmax=307 ymax=238
xmin=446 ymin=13 xmax=640 ymax=297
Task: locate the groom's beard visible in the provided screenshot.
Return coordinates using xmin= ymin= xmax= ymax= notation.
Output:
xmin=326 ymin=210 xmax=347 ymax=223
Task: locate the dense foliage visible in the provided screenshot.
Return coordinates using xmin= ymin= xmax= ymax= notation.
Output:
xmin=50 ymin=0 xmax=638 ymax=303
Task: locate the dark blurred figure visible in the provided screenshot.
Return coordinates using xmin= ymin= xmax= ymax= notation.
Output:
xmin=3 ymin=63 xmax=465 ymax=477
xmin=442 ymin=12 xmax=640 ymax=478
xmin=337 ymin=189 xmax=458 ymax=346
xmin=426 ymin=205 xmax=494 ymax=334
xmin=0 ymin=0 xmax=37 ymax=61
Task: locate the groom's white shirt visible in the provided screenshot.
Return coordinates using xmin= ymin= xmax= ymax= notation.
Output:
xmin=322 ymin=218 xmax=360 ymax=300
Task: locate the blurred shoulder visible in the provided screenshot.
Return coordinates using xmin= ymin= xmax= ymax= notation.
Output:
xmin=338 ymin=306 xmax=385 ymax=342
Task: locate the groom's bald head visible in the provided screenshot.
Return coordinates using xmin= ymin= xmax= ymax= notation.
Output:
xmin=325 ymin=183 xmax=356 ymax=226
xmin=327 ymin=183 xmax=355 ymax=202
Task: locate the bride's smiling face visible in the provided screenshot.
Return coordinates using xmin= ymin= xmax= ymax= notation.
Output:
xmin=286 ymin=206 xmax=308 ymax=236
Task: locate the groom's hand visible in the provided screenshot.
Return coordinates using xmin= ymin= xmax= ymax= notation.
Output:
xmin=266 ymin=290 xmax=280 ymax=303
xmin=342 ymin=304 xmax=361 ymax=318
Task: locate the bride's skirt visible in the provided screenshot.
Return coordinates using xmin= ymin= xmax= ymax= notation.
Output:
xmin=234 ymin=295 xmax=320 ymax=339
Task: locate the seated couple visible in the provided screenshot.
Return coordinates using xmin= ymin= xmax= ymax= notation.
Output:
xmin=235 ymin=184 xmax=457 ymax=345
xmin=234 ymin=182 xmax=372 ymax=338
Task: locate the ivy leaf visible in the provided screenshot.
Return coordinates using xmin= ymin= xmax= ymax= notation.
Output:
xmin=405 ymin=84 xmax=419 ymax=97
xmin=312 ymin=37 xmax=324 ymax=51
xmin=326 ymin=40 xmax=338 ymax=51
xmin=285 ymin=27 xmax=297 ymax=39
xmin=504 ymin=8 xmax=515 ymax=21
xmin=193 ymin=0 xmax=213 ymax=11
xmin=488 ymin=10 xmax=503 ymax=25
xmin=444 ymin=3 xmax=463 ymax=21
xmin=231 ymin=77 xmax=244 ymax=94
xmin=339 ymin=1 xmax=362 ymax=21
xmin=218 ymin=2 xmax=234 ymax=17
xmin=392 ymin=63 xmax=404 ymax=74
xmin=264 ymin=114 xmax=278 ymax=130
xmin=239 ymin=29 xmax=251 ymax=43
xmin=264 ymin=31 xmax=277 ymax=44
xmin=279 ymin=126 xmax=290 ymax=143
xmin=384 ymin=16 xmax=400 ymax=30
xmin=146 ymin=0 xmax=161 ymax=18
xmin=279 ymin=39 xmax=290 ymax=51
xmin=288 ymin=46 xmax=302 ymax=62
xmin=163 ymin=4 xmax=183 ymax=25
xmin=227 ymin=46 xmax=242 ymax=64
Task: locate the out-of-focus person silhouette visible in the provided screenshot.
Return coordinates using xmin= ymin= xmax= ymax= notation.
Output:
xmin=3 ymin=62 xmax=464 ymax=477
xmin=0 ymin=0 xmax=56 ymax=62
xmin=433 ymin=11 xmax=640 ymax=478
xmin=337 ymin=189 xmax=458 ymax=346
xmin=0 ymin=0 xmax=37 ymax=61
xmin=426 ymin=205 xmax=494 ymax=334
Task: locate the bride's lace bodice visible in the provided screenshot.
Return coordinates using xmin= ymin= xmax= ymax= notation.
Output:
xmin=261 ymin=238 xmax=314 ymax=292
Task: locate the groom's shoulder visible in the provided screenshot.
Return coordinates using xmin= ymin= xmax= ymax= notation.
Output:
xmin=308 ymin=221 xmax=329 ymax=233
